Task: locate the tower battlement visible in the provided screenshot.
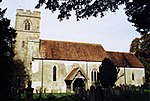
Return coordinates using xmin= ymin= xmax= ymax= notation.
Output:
xmin=16 ymin=9 xmax=40 ymax=18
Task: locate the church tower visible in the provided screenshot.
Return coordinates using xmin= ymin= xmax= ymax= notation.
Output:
xmin=14 ymin=9 xmax=41 ymax=77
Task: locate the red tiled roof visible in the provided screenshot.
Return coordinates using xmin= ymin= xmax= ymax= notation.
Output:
xmin=37 ymin=39 xmax=144 ymax=68
xmin=107 ymin=51 xmax=144 ymax=68
xmin=39 ymin=40 xmax=107 ymax=62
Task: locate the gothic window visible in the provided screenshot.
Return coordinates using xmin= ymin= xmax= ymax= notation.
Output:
xmin=91 ymin=71 xmax=93 ymax=81
xmin=91 ymin=68 xmax=98 ymax=82
xmin=24 ymin=20 xmax=30 ymax=30
xmin=132 ymin=73 xmax=134 ymax=81
xmin=53 ymin=66 xmax=56 ymax=81
xmin=94 ymin=71 xmax=97 ymax=81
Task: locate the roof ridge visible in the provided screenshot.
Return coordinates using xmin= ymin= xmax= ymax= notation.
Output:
xmin=106 ymin=51 xmax=133 ymax=54
xmin=40 ymin=39 xmax=103 ymax=46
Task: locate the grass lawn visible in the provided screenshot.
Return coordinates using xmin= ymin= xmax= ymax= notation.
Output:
xmin=31 ymin=92 xmax=150 ymax=101
xmin=11 ymin=90 xmax=149 ymax=101
xmin=32 ymin=93 xmax=81 ymax=101
xmin=144 ymin=89 xmax=150 ymax=93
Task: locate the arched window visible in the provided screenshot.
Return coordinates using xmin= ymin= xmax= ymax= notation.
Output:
xmin=94 ymin=71 xmax=97 ymax=81
xmin=132 ymin=73 xmax=134 ymax=81
xmin=53 ymin=66 xmax=56 ymax=81
xmin=91 ymin=68 xmax=98 ymax=82
xmin=24 ymin=20 xmax=30 ymax=30
xmin=91 ymin=71 xmax=93 ymax=81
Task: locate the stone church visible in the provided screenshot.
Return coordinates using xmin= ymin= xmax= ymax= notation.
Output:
xmin=14 ymin=9 xmax=145 ymax=93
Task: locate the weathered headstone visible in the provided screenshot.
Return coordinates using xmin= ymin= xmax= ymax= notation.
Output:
xmin=110 ymin=87 xmax=114 ymax=96
xmin=131 ymin=85 xmax=136 ymax=94
xmin=75 ymin=87 xmax=80 ymax=97
xmin=125 ymin=85 xmax=130 ymax=98
xmin=121 ymin=85 xmax=126 ymax=96
xmin=82 ymin=87 xmax=86 ymax=101
xmin=25 ymin=81 xmax=34 ymax=101
xmin=129 ymin=84 xmax=132 ymax=92
xmin=95 ymin=86 xmax=103 ymax=101
xmin=43 ymin=87 xmax=47 ymax=96
xmin=86 ymin=89 xmax=90 ymax=101
xmin=78 ymin=87 xmax=83 ymax=99
xmin=115 ymin=86 xmax=120 ymax=96
xmin=90 ymin=85 xmax=95 ymax=101
xmin=140 ymin=85 xmax=144 ymax=94
xmin=35 ymin=86 xmax=40 ymax=94
xmin=17 ymin=88 xmax=21 ymax=101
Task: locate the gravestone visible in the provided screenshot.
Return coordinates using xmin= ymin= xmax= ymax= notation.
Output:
xmin=78 ymin=87 xmax=83 ymax=100
xmin=131 ymin=85 xmax=136 ymax=94
xmin=35 ymin=86 xmax=40 ymax=94
xmin=121 ymin=85 xmax=126 ymax=96
xmin=82 ymin=87 xmax=86 ymax=101
xmin=75 ymin=87 xmax=80 ymax=96
xmin=115 ymin=86 xmax=120 ymax=96
xmin=140 ymin=85 xmax=144 ymax=94
xmin=86 ymin=89 xmax=90 ymax=101
xmin=44 ymin=88 xmax=47 ymax=94
xmin=110 ymin=87 xmax=114 ymax=96
xmin=25 ymin=81 xmax=34 ymax=101
xmin=129 ymin=84 xmax=132 ymax=92
xmin=95 ymin=86 xmax=103 ymax=101
xmin=36 ymin=89 xmax=38 ymax=94
xmin=90 ymin=85 xmax=95 ymax=101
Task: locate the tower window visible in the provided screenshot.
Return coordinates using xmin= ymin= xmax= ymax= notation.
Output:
xmin=24 ymin=20 xmax=30 ymax=30
xmin=53 ymin=66 xmax=57 ymax=81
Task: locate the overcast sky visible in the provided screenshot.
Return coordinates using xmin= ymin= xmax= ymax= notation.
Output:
xmin=0 ymin=0 xmax=141 ymax=52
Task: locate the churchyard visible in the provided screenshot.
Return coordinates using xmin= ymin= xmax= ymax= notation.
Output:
xmin=10 ymin=84 xmax=149 ymax=101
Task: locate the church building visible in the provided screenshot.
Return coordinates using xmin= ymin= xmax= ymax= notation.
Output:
xmin=14 ymin=9 xmax=145 ymax=93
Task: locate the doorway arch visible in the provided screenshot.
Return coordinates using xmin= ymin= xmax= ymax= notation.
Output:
xmin=73 ymin=78 xmax=85 ymax=91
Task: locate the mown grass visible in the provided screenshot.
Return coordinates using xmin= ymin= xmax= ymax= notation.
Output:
xmin=31 ymin=93 xmax=80 ymax=101
xmin=15 ymin=90 xmax=150 ymax=101
xmin=144 ymin=89 xmax=150 ymax=93
xmin=55 ymin=94 xmax=80 ymax=101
